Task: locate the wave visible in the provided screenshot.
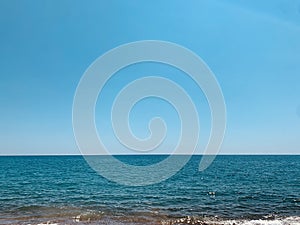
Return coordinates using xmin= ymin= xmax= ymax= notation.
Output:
xmin=2 ymin=214 xmax=300 ymax=225
xmin=162 ymin=216 xmax=300 ymax=225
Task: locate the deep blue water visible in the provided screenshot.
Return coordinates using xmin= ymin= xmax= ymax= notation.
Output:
xmin=0 ymin=155 xmax=299 ymax=224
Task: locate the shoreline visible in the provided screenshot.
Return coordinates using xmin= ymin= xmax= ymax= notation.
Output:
xmin=1 ymin=210 xmax=300 ymax=225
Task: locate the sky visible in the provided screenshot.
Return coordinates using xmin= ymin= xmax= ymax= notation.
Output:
xmin=0 ymin=0 xmax=300 ymax=155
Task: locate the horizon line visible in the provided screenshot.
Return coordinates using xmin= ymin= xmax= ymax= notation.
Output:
xmin=0 ymin=153 xmax=299 ymax=156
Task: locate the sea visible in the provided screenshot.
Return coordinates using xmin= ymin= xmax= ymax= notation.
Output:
xmin=0 ymin=155 xmax=299 ymax=225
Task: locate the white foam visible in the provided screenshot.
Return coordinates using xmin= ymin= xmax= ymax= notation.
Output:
xmin=27 ymin=222 xmax=59 ymax=225
xmin=36 ymin=223 xmax=59 ymax=225
xmin=214 ymin=216 xmax=300 ymax=225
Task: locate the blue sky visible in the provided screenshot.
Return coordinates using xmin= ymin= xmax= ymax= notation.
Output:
xmin=0 ymin=0 xmax=300 ymax=155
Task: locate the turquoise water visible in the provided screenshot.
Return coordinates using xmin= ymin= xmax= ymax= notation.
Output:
xmin=0 ymin=155 xmax=299 ymax=224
